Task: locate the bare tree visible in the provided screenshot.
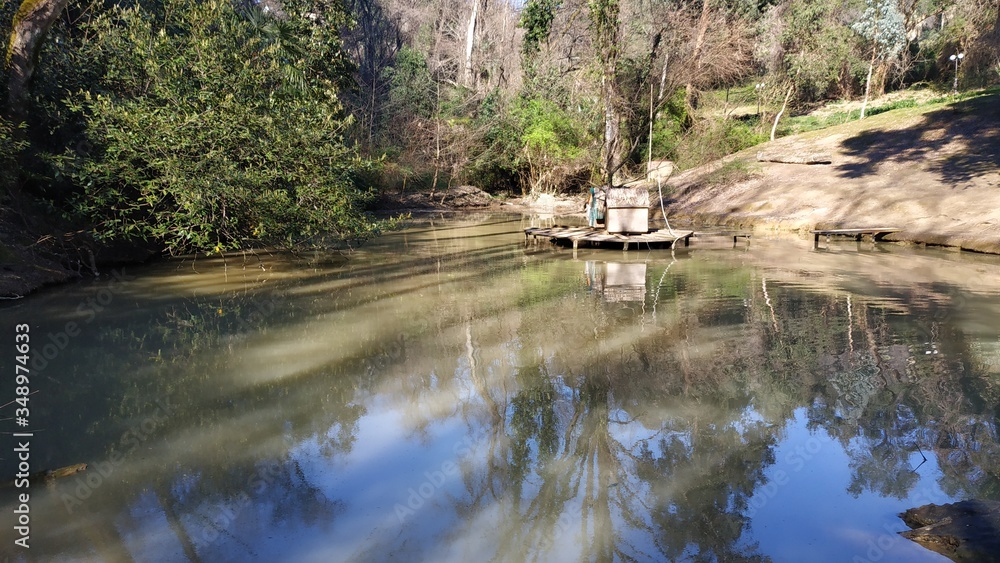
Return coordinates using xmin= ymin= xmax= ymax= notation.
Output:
xmin=341 ymin=0 xmax=403 ymax=149
xmin=463 ymin=0 xmax=481 ymax=87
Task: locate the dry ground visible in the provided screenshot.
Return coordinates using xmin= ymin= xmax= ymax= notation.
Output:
xmin=661 ymin=90 xmax=1000 ymax=253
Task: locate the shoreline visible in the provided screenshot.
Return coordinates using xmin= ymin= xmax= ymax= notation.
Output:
xmin=8 ymin=84 xmax=1000 ymax=303
xmin=655 ymin=91 xmax=1000 ymax=255
xmin=7 ymin=192 xmax=1000 ymax=301
xmin=0 ymin=190 xmax=587 ymax=300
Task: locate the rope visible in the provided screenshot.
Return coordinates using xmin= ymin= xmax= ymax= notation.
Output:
xmin=657 ymin=177 xmax=682 ymax=247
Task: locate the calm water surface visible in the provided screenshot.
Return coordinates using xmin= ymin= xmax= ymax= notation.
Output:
xmin=2 ymin=214 xmax=1000 ymax=562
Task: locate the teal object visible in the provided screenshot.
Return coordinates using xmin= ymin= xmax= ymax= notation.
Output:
xmin=588 ymin=187 xmax=605 ymax=227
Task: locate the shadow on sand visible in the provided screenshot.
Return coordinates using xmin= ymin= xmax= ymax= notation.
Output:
xmin=836 ymin=93 xmax=1000 ymax=185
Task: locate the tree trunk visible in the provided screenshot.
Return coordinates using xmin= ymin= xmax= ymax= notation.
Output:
xmin=860 ymin=44 xmax=877 ymax=120
xmin=589 ymin=0 xmax=622 ymax=187
xmin=463 ymin=0 xmax=480 ymax=88
xmin=6 ymin=0 xmax=70 ymax=118
xmin=432 ymin=81 xmax=442 ymax=194
xmin=683 ymin=0 xmax=712 ymax=117
xmin=647 ymin=83 xmax=654 ymax=170
xmin=770 ymin=83 xmax=793 ymax=141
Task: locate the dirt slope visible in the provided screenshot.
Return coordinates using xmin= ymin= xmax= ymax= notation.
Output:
xmin=661 ymin=91 xmax=1000 ymax=253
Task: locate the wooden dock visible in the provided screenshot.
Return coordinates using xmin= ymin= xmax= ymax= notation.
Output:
xmin=692 ymin=230 xmax=752 ymax=245
xmin=811 ymin=227 xmax=901 ymax=246
xmin=525 ymin=226 xmax=694 ymax=250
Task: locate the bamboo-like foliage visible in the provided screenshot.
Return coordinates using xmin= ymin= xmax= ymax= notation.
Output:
xmin=62 ymin=0 xmax=383 ymax=254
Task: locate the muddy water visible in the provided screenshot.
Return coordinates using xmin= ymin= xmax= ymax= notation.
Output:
xmin=2 ymin=213 xmax=998 ymax=562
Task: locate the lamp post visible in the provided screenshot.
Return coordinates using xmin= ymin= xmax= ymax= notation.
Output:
xmin=949 ymin=52 xmax=964 ymax=94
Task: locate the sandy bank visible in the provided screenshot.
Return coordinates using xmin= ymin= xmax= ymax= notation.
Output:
xmin=658 ymin=92 xmax=1000 ymax=253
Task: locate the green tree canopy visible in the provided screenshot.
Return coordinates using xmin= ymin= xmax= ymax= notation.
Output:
xmin=66 ymin=0 xmax=381 ymax=255
xmin=852 ymin=0 xmax=907 ymax=60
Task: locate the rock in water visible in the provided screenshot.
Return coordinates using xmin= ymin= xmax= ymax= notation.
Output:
xmin=899 ymin=499 xmax=1000 ymax=562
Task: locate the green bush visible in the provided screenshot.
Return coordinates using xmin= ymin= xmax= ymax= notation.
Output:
xmin=0 ymin=117 xmax=24 ymax=200
xmin=672 ymin=118 xmax=768 ymax=170
xmin=865 ymin=97 xmax=916 ymax=117
xmin=466 ymin=92 xmax=594 ymax=195
xmin=66 ymin=0 xmax=382 ymax=254
xmin=512 ymin=98 xmax=594 ymax=193
xmin=384 ymin=47 xmax=436 ymax=131
xmin=643 ymin=89 xmax=687 ymax=165
xmin=465 ymin=90 xmax=524 ymax=193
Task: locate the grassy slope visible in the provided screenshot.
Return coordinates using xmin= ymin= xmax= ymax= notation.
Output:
xmin=661 ymin=89 xmax=1000 ymax=253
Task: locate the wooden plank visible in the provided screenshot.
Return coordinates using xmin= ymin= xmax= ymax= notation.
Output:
xmin=811 ymin=227 xmax=902 ymax=245
xmin=810 ymin=228 xmax=901 ymax=235
xmin=523 ymin=227 xmax=694 ymax=249
xmin=693 ymin=230 xmax=752 ymax=237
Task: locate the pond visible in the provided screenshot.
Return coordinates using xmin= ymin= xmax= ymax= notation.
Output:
xmin=2 ymin=214 xmax=999 ymax=562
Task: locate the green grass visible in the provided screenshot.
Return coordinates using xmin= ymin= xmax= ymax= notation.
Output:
xmin=704 ymin=159 xmax=761 ymax=186
xmin=779 ymin=98 xmax=921 ymax=136
xmin=779 ymin=86 xmax=1000 ymax=137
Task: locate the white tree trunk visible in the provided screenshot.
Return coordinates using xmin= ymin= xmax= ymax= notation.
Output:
xmin=463 ymin=0 xmax=480 ymax=88
xmin=770 ymin=84 xmax=793 ymax=142
xmin=860 ymin=46 xmax=877 ymax=120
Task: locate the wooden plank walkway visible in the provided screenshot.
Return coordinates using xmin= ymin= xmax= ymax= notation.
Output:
xmin=692 ymin=230 xmax=752 ymax=245
xmin=525 ymin=226 xmax=694 ymax=250
xmin=811 ymin=227 xmax=902 ymax=245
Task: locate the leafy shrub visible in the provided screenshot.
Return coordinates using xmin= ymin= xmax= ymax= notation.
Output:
xmin=672 ymin=118 xmax=768 ymax=170
xmin=465 ymin=90 xmax=524 ymax=194
xmin=467 ymin=92 xmax=594 ymax=195
xmin=0 ymin=117 xmax=26 ymax=200
xmin=865 ymin=97 xmax=916 ymax=117
xmin=67 ymin=0 xmax=382 ymax=254
xmin=512 ymin=98 xmax=594 ymax=193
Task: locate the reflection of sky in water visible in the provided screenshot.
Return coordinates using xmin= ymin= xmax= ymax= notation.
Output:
xmin=3 ymin=215 xmax=999 ymax=561
xmin=749 ymin=408 xmax=949 ymax=562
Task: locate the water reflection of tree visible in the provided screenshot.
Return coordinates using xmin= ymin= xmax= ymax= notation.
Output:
xmin=15 ymin=233 xmax=1000 ymax=560
xmin=768 ymin=281 xmax=1000 ymax=503
xmin=408 ymin=258 xmax=1000 ymax=562
xmin=442 ymin=263 xmax=781 ymax=562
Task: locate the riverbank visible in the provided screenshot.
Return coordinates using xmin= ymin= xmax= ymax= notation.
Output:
xmin=375 ymin=184 xmax=585 ymax=215
xmin=657 ymin=90 xmax=1000 ymax=253
xmin=0 ymin=206 xmax=83 ymax=298
xmin=0 ymin=186 xmax=584 ymax=299
xmin=0 ymin=202 xmax=161 ymax=299
xmin=5 ymin=90 xmax=998 ymax=298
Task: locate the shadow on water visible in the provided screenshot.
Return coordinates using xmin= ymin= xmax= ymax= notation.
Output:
xmin=836 ymin=93 xmax=1000 ymax=185
xmin=2 ymin=218 xmax=1000 ymax=561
